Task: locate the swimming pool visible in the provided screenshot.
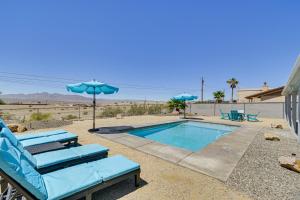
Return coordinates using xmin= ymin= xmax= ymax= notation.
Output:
xmin=128 ymin=121 xmax=238 ymax=152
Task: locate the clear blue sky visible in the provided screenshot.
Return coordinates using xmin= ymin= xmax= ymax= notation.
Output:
xmin=0 ymin=0 xmax=299 ymax=101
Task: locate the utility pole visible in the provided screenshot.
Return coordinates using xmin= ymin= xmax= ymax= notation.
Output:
xmin=201 ymin=77 xmax=204 ymax=102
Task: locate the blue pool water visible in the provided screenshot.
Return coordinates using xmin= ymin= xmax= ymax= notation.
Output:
xmin=128 ymin=121 xmax=238 ymax=152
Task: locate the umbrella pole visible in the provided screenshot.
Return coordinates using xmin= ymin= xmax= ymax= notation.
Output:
xmin=93 ymin=92 xmax=96 ymax=130
xmin=184 ymin=100 xmax=186 ymax=119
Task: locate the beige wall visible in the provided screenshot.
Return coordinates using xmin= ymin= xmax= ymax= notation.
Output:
xmin=237 ymin=89 xmax=262 ymax=102
xmin=237 ymin=89 xmax=285 ymax=103
xmin=260 ymin=95 xmax=285 ymax=102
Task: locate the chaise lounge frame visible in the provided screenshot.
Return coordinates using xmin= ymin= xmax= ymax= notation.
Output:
xmin=0 ymin=168 xmax=140 ymax=200
xmin=25 ymin=137 xmax=78 ymax=155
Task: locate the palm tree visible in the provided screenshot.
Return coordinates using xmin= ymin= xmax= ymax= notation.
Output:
xmin=227 ymin=78 xmax=239 ymax=102
xmin=213 ymin=90 xmax=225 ymax=103
xmin=167 ymin=99 xmax=186 ymax=113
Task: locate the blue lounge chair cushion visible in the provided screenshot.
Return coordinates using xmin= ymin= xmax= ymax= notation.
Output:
xmin=0 ymin=118 xmax=8 ymax=129
xmin=20 ymin=132 xmax=78 ymax=147
xmin=0 ymin=127 xmax=19 ymax=147
xmin=16 ymin=130 xmax=68 ymax=141
xmin=43 ymin=155 xmax=139 ymax=200
xmin=92 ymin=155 xmax=140 ymax=181
xmin=0 ymin=127 xmax=37 ymax=167
xmin=0 ymin=137 xmax=48 ymax=200
xmin=34 ymin=144 xmax=109 ymax=168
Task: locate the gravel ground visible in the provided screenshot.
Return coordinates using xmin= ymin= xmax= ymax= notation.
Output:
xmin=226 ymin=129 xmax=300 ymax=200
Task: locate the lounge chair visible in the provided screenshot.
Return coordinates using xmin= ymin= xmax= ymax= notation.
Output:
xmin=19 ymin=132 xmax=78 ymax=147
xmin=0 ymin=119 xmax=77 ymax=149
xmin=247 ymin=112 xmax=260 ymax=122
xmin=16 ymin=129 xmax=68 ymax=141
xmin=219 ymin=110 xmax=230 ymax=120
xmin=0 ymin=118 xmax=68 ymax=141
xmin=0 ymin=124 xmax=78 ymax=152
xmin=0 ymin=137 xmax=140 ymax=200
xmin=0 ymin=127 xmax=109 ymax=174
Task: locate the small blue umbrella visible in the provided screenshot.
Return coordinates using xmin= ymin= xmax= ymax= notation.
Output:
xmin=67 ymin=80 xmax=119 ymax=131
xmin=173 ymin=93 xmax=198 ymax=118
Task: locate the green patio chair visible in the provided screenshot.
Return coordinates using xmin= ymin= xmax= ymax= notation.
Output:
xmin=231 ymin=110 xmax=245 ymax=121
xmin=230 ymin=110 xmax=239 ymax=121
xmin=219 ymin=110 xmax=230 ymax=120
xmin=247 ymin=112 xmax=260 ymax=122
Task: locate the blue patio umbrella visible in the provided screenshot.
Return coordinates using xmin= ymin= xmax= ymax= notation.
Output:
xmin=66 ymin=80 xmax=119 ymax=131
xmin=173 ymin=93 xmax=198 ymax=118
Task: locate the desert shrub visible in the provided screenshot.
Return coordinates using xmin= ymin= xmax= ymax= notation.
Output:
xmin=148 ymin=104 xmax=163 ymax=115
xmin=100 ymin=107 xmax=124 ymax=118
xmin=83 ymin=111 xmax=88 ymax=115
xmin=167 ymin=99 xmax=186 ymax=113
xmin=0 ymin=99 xmax=5 ymax=105
xmin=0 ymin=112 xmax=13 ymax=120
xmin=127 ymin=104 xmax=147 ymax=116
xmin=30 ymin=112 xmax=52 ymax=121
xmin=62 ymin=114 xmax=77 ymax=120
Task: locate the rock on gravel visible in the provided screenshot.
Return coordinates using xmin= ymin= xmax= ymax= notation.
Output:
xmin=226 ymin=129 xmax=300 ymax=200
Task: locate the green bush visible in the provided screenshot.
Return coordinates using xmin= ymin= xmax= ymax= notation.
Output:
xmin=100 ymin=107 xmax=124 ymax=118
xmin=127 ymin=104 xmax=147 ymax=116
xmin=0 ymin=99 xmax=5 ymax=105
xmin=167 ymin=99 xmax=186 ymax=113
xmin=0 ymin=112 xmax=13 ymax=120
xmin=83 ymin=111 xmax=88 ymax=115
xmin=62 ymin=114 xmax=77 ymax=120
xmin=30 ymin=113 xmax=51 ymax=121
xmin=148 ymin=104 xmax=163 ymax=115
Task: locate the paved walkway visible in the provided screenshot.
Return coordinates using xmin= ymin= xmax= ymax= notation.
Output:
xmin=22 ymin=116 xmax=250 ymax=200
xmin=96 ymin=120 xmax=261 ymax=182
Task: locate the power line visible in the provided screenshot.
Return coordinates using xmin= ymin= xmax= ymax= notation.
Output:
xmin=0 ymin=71 xmax=199 ymax=92
xmin=0 ymin=78 xmax=198 ymax=95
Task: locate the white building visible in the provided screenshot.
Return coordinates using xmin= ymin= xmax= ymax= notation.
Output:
xmin=282 ymin=55 xmax=300 ymax=142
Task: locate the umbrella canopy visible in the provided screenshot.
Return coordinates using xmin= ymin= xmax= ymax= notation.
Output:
xmin=173 ymin=93 xmax=197 ymax=118
xmin=66 ymin=81 xmax=119 ymax=94
xmin=66 ymin=80 xmax=119 ymax=131
xmin=173 ymin=93 xmax=198 ymax=101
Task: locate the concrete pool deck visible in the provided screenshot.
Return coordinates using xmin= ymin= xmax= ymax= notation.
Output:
xmin=14 ymin=115 xmax=292 ymax=199
xmin=94 ymin=120 xmax=261 ymax=182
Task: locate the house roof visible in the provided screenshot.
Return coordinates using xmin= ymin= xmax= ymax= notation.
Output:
xmin=245 ymin=86 xmax=284 ymax=99
xmin=238 ymin=88 xmax=262 ymax=91
xmin=282 ymin=55 xmax=300 ymax=95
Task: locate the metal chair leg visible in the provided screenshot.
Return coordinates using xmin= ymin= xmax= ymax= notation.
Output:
xmin=0 ymin=187 xmax=8 ymax=200
xmin=5 ymin=184 xmax=13 ymax=200
xmin=0 ymin=176 xmax=8 ymax=194
xmin=0 ymin=184 xmax=15 ymax=200
xmin=135 ymin=174 xmax=140 ymax=187
xmin=86 ymin=193 xmax=92 ymax=200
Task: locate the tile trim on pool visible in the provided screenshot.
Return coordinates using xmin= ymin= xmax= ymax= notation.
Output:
xmin=94 ymin=119 xmax=260 ymax=182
